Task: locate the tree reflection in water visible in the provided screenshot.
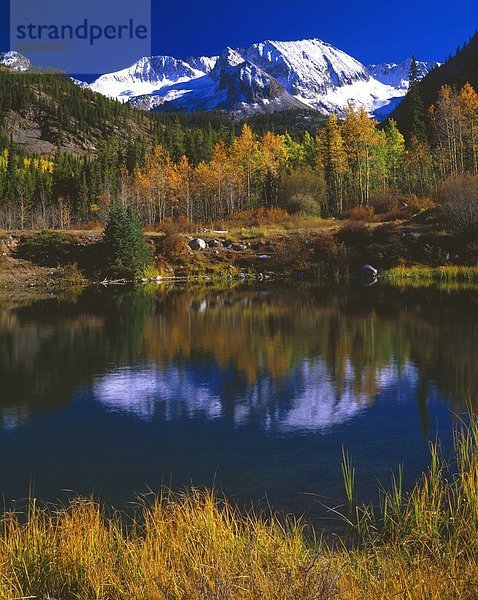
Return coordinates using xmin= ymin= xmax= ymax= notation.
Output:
xmin=0 ymin=283 xmax=477 ymax=436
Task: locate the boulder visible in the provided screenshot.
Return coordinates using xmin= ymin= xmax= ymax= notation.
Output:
xmin=188 ymin=238 xmax=207 ymax=251
xmin=361 ymin=277 xmax=378 ymax=287
xmin=359 ymin=264 xmax=378 ymax=278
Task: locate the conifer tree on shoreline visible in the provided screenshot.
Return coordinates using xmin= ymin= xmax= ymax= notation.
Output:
xmin=103 ymin=199 xmax=153 ymax=280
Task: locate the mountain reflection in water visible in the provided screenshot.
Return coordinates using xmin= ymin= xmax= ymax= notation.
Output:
xmin=0 ymin=282 xmax=476 ymax=517
xmin=92 ymin=360 xmax=418 ymax=433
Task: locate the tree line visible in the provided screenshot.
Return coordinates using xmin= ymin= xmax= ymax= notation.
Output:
xmin=1 ymin=76 xmax=478 ymax=229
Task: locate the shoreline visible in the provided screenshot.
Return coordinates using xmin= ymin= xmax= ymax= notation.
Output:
xmin=2 ymin=221 xmax=478 ymax=294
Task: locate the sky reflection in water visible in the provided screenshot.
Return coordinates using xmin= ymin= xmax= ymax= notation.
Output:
xmin=92 ymin=359 xmax=419 ymax=433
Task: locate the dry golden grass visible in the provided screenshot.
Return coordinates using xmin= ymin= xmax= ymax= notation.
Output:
xmin=0 ymin=491 xmax=335 ymax=599
xmin=0 ymin=416 xmax=477 ymax=599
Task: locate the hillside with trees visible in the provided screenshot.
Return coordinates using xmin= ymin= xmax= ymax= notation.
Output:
xmin=0 ymin=37 xmax=478 ymax=235
xmin=0 ymin=68 xmax=156 ymax=155
xmin=392 ymin=31 xmax=478 ymax=136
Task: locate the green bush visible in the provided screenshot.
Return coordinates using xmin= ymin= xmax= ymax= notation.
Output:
xmin=286 ymin=193 xmax=322 ymax=216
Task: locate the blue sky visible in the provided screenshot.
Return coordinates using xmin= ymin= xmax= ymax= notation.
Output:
xmin=1 ymin=0 xmax=477 ymax=70
xmin=154 ymin=0 xmax=477 ymax=64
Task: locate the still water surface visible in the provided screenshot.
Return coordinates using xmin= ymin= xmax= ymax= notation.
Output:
xmin=0 ymin=283 xmax=475 ymax=526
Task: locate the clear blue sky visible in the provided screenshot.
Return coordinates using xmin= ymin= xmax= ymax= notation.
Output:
xmin=1 ymin=0 xmax=477 ymax=68
xmin=149 ymin=0 xmax=477 ymax=64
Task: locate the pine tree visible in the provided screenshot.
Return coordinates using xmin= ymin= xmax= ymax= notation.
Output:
xmin=408 ymin=55 xmax=427 ymax=143
xmin=103 ymin=199 xmax=153 ymax=280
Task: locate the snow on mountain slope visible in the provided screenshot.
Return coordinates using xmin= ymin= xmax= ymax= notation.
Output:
xmin=368 ymin=59 xmax=440 ymax=90
xmin=0 ymin=51 xmax=32 ymax=71
xmin=244 ymin=38 xmax=370 ymax=99
xmin=131 ymin=47 xmax=308 ymax=114
xmin=316 ymin=77 xmax=404 ymax=117
xmin=242 ymin=40 xmax=438 ymax=117
xmin=89 ymin=55 xmax=207 ymax=102
xmin=212 ymin=47 xmax=245 ymax=74
xmin=185 ymin=55 xmax=218 ymax=73
xmin=131 ymin=75 xmax=225 ymax=112
xmin=240 ymin=39 xmax=408 ymax=116
xmin=86 ymin=39 xmax=439 ymax=118
xmin=71 ymin=77 xmax=89 ymax=89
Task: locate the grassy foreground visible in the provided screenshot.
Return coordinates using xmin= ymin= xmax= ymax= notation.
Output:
xmin=0 ymin=417 xmax=477 ymax=599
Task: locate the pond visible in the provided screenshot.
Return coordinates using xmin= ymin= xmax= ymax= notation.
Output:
xmin=0 ymin=282 xmax=476 ymax=529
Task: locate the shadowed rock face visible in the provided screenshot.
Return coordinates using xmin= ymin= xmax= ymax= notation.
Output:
xmin=211 ymin=49 xmax=309 ymax=112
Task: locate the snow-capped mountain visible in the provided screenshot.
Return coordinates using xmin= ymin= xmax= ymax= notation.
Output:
xmin=90 ymin=55 xmax=207 ymax=101
xmin=244 ymin=39 xmax=370 ymax=98
xmin=240 ymin=39 xmax=408 ymax=116
xmin=0 ymin=51 xmax=32 ymax=71
xmin=206 ymin=47 xmax=308 ymax=112
xmin=70 ymin=77 xmax=89 ymax=89
xmin=1 ymin=51 xmax=91 ymax=88
xmin=368 ymin=58 xmax=440 ymax=91
xmin=129 ymin=47 xmax=308 ymax=114
xmin=85 ymin=39 xmax=438 ymax=118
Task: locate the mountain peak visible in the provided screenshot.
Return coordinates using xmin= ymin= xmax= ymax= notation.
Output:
xmin=185 ymin=55 xmax=218 ymax=73
xmin=217 ymin=47 xmax=245 ymax=68
xmin=86 ymin=38 xmax=439 ymax=118
xmin=0 ymin=51 xmax=32 ymax=72
xmin=368 ymin=59 xmax=441 ymax=90
xmin=244 ymin=38 xmax=370 ymax=98
xmin=90 ymin=54 xmax=204 ymax=101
